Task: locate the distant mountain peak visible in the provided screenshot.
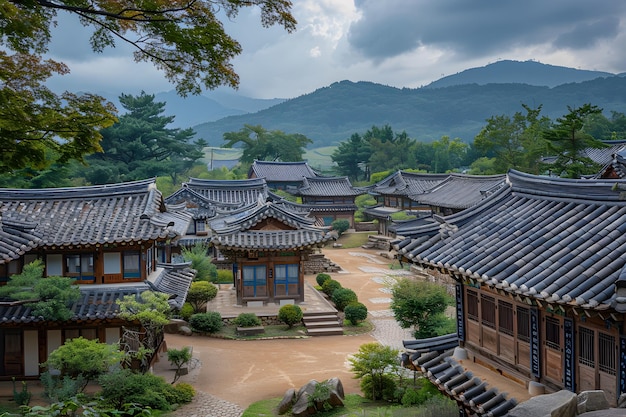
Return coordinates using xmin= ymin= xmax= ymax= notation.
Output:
xmin=424 ymin=59 xmax=616 ymax=89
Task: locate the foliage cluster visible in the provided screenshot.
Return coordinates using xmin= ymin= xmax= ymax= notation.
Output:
xmin=216 ymin=269 xmax=235 ymax=284
xmin=315 ymin=273 xmax=332 ymax=287
xmin=390 ymin=279 xmax=455 ymax=339
xmin=277 ymin=304 xmax=303 ymax=328
xmin=167 ymin=346 xmax=193 ymax=383
xmin=223 ymin=124 xmax=312 ymax=163
xmin=344 ymin=302 xmax=369 ymax=325
xmin=186 ymin=281 xmax=218 ymax=314
xmin=321 ymin=279 xmax=342 ymax=297
xmin=331 ymin=288 xmax=358 ymax=312
xmin=182 ymin=242 xmax=218 ymax=282
xmin=318 ymin=274 xmax=368 ymax=324
xmin=234 ymin=313 xmax=262 ymax=327
xmin=189 ymin=311 xmax=224 ymax=333
xmin=331 ymin=219 xmax=351 ymax=236
xmin=0 ymin=260 xmax=80 ymax=321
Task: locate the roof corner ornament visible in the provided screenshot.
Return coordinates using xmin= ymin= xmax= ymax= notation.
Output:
xmin=257 ymin=192 xmax=267 ymax=206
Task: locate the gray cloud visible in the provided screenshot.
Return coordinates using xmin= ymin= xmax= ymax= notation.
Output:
xmin=348 ymin=0 xmax=626 ymax=60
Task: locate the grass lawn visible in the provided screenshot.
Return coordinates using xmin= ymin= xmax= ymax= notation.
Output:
xmin=241 ymin=393 xmax=458 ymax=417
xmin=329 ymin=232 xmax=377 ymax=249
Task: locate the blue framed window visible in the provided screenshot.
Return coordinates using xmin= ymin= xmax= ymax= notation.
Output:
xmin=242 ymin=265 xmax=267 ymax=298
xmin=65 ymin=254 xmax=95 ymax=282
xmin=274 ymin=264 xmax=299 ymax=297
xmin=123 ymin=251 xmax=141 ymax=279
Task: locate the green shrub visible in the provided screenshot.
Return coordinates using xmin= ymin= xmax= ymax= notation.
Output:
xmin=234 ymin=312 xmax=262 ymax=327
xmin=344 ymin=302 xmax=368 ymax=325
xmin=321 ymin=279 xmax=342 ymax=297
xmin=39 ymin=371 xmax=84 ymax=402
xmin=179 ymin=302 xmax=194 ymax=321
xmin=181 ymin=242 xmax=217 ymax=282
xmin=98 ymin=369 xmax=174 ymax=411
xmin=189 ymin=311 xmax=223 ymax=333
xmin=216 ymin=269 xmax=234 ymax=284
xmin=360 ymin=374 xmax=397 ymax=401
xmin=278 ymin=304 xmax=303 ymax=328
xmin=331 ymin=219 xmax=350 ymax=235
xmin=164 ymin=382 xmax=195 ymax=404
xmin=331 ymin=287 xmax=358 ymax=311
xmin=315 ymin=273 xmax=331 ymax=287
xmin=186 ymin=281 xmax=218 ymax=313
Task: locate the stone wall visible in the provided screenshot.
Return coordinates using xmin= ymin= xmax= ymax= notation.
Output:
xmin=303 ymin=253 xmax=341 ymax=274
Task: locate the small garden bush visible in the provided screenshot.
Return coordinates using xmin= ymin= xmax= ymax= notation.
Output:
xmin=179 ymin=302 xmax=194 ymax=321
xmin=186 ymin=281 xmax=218 ymax=313
xmin=98 ymin=369 xmax=192 ymax=411
xmin=344 ymin=302 xmax=368 ymax=325
xmin=331 ymin=219 xmax=350 ymax=235
xmin=278 ymin=304 xmax=303 ymax=328
xmin=164 ymin=382 xmax=196 ymax=405
xmin=216 ymin=269 xmax=234 ymax=284
xmin=315 ymin=273 xmax=332 ymax=287
xmin=321 ymin=278 xmax=342 ymax=297
xmin=234 ymin=312 xmax=262 ymax=327
xmin=189 ymin=311 xmax=223 ymax=333
xmin=360 ymin=374 xmax=397 ymax=401
xmin=400 ymin=380 xmax=440 ymax=406
xmin=331 ymin=287 xmax=358 ymax=311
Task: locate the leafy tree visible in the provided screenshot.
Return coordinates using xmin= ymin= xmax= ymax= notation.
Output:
xmin=167 ymin=346 xmax=193 ymax=384
xmin=0 ymin=1 xmax=295 ymax=174
xmin=543 ymin=103 xmax=607 ymax=178
xmin=390 ymin=279 xmax=454 ymax=339
xmin=186 ymin=281 xmax=218 ymax=314
xmin=4 ymin=1 xmax=296 ymax=96
xmin=331 ymin=133 xmax=372 ymax=181
xmin=367 ymin=127 xmax=418 ymax=173
xmin=223 ymin=124 xmax=313 ymax=163
xmin=467 ymin=157 xmax=499 ymax=175
xmin=331 ymin=219 xmax=350 ymax=236
xmin=348 ymin=342 xmax=400 ymax=401
xmin=181 ymin=242 xmax=218 ymax=282
xmin=474 ymin=104 xmax=550 ymax=174
xmin=85 ymin=92 xmax=206 ymax=183
xmin=43 ymin=337 xmax=124 ymax=391
xmin=0 ymin=260 xmax=80 ymax=321
xmin=0 ymin=52 xmax=117 ymax=174
xmin=430 ymin=136 xmax=468 ymax=173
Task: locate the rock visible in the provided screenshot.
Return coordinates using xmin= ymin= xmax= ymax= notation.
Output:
xmin=326 ymin=377 xmax=345 ymax=407
xmin=277 ymin=388 xmax=296 ymax=415
xmin=165 ymin=319 xmax=187 ymax=334
xmin=292 ymin=380 xmax=318 ymax=417
xmin=618 ymin=393 xmax=626 ymax=408
xmin=178 ymin=325 xmax=192 ymax=336
xmin=508 ymin=390 xmax=577 ymax=417
xmin=577 ymin=390 xmax=609 ymax=413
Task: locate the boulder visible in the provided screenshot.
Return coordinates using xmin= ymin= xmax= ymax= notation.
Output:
xmin=277 ymin=388 xmax=296 ymax=415
xmin=577 ymin=390 xmax=609 ymax=414
xmin=292 ymin=380 xmax=318 ymax=417
xmin=165 ymin=319 xmax=187 ymax=334
xmin=178 ymin=325 xmax=193 ymax=336
xmin=326 ymin=377 xmax=345 ymax=407
xmin=508 ymin=390 xmax=577 ymax=417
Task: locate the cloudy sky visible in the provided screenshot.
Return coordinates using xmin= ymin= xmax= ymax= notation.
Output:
xmin=45 ymin=0 xmax=626 ymax=99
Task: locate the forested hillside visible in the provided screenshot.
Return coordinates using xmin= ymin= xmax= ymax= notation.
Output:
xmin=192 ymin=76 xmax=626 ymax=147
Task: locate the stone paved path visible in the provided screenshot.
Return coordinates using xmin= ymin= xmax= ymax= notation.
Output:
xmin=160 ymin=248 xmax=414 ymax=417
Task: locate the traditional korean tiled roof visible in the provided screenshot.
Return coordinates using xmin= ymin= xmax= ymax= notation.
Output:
xmin=0 ymin=263 xmax=195 ymax=324
xmin=248 ymin=160 xmax=318 ymax=182
xmin=405 ymin=349 xmax=517 ymax=416
xmin=594 ymin=152 xmax=626 ymax=179
xmin=412 ymin=174 xmax=506 ymax=210
xmin=297 ymin=176 xmax=363 ymax=197
xmin=180 ymin=177 xmax=269 ymax=208
xmin=394 ymin=170 xmax=626 ymax=312
xmin=210 ymin=201 xmax=332 ymax=251
xmin=365 ymin=171 xmax=449 ymax=197
xmin=0 ymin=218 xmax=42 ymax=263
xmin=582 ymin=140 xmax=626 ymax=165
xmin=0 ymin=179 xmax=192 ymax=253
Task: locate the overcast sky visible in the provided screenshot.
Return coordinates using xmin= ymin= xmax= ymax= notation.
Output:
xmin=45 ymin=0 xmax=626 ymax=99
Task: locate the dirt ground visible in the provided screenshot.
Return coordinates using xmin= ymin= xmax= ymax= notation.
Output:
xmin=156 ymin=247 xmax=401 ymax=408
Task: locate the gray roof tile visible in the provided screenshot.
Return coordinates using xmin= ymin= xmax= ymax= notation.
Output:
xmin=249 ymin=161 xmax=318 ymax=182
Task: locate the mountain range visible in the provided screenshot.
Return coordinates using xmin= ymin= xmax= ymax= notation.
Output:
xmin=106 ymin=60 xmax=626 ymax=148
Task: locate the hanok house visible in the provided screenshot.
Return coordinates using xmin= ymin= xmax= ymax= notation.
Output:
xmin=362 ymin=171 xmax=448 ymax=235
xmin=0 ymin=179 xmax=195 ymax=379
xmin=209 ymin=197 xmax=333 ymax=306
xmin=393 ymin=170 xmax=626 ymax=409
xmin=248 ymin=160 xmax=319 ymax=191
xmin=294 ymin=176 xmax=364 ymax=228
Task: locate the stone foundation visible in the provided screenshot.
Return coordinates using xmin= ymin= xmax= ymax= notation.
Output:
xmin=303 ymin=253 xmax=341 ymax=274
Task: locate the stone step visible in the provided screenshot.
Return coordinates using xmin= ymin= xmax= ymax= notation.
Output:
xmin=305 ymin=320 xmax=341 ymax=328
xmin=303 ymin=314 xmax=340 ymax=323
xmin=306 ymin=327 xmax=344 ymax=336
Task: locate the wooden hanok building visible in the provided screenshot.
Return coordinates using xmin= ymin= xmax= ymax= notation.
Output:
xmin=0 ymin=179 xmax=195 ymax=379
xmin=294 ymin=176 xmax=364 ymax=228
xmin=209 ymin=198 xmax=333 ymax=306
xmin=393 ymin=170 xmax=626 ymax=407
xmin=248 ymin=160 xmax=319 ymax=191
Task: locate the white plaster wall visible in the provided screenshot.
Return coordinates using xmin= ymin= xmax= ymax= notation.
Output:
xmin=105 ymin=327 xmax=120 ymax=344
xmin=23 ymin=330 xmax=39 ymax=376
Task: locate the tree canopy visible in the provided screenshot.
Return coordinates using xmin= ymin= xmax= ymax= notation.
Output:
xmin=223 ymin=124 xmax=312 ymax=163
xmin=85 ymin=91 xmax=206 ymax=184
xmin=0 ymin=0 xmax=295 ymax=173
